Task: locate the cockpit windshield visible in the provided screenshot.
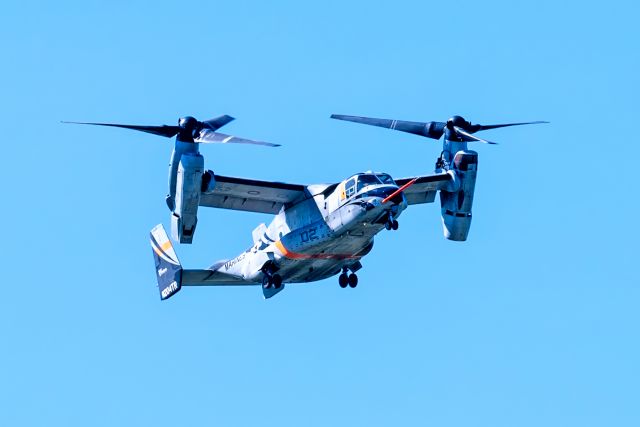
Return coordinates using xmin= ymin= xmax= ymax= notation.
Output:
xmin=376 ymin=173 xmax=396 ymax=185
xmin=356 ymin=174 xmax=382 ymax=192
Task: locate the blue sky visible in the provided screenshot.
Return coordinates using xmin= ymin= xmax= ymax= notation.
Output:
xmin=2 ymin=1 xmax=639 ymax=426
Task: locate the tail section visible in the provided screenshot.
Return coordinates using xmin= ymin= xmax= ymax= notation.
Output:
xmin=150 ymin=224 xmax=182 ymax=300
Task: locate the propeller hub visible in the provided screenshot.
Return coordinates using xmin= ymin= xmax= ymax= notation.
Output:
xmin=178 ymin=116 xmax=199 ymax=130
xmin=178 ymin=116 xmax=202 ymax=141
xmin=447 ymin=115 xmax=468 ymax=129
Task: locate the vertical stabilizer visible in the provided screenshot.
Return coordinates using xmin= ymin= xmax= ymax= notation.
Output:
xmin=150 ymin=224 xmax=183 ymax=300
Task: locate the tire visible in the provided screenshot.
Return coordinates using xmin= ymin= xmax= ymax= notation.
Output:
xmin=385 ymin=221 xmax=392 ymax=230
xmin=339 ymin=273 xmax=349 ymax=288
xmin=262 ymin=275 xmax=271 ymax=289
xmin=348 ymin=273 xmax=358 ymax=288
xmin=392 ymin=220 xmax=399 ymax=230
xmin=272 ymin=274 xmax=283 ymax=289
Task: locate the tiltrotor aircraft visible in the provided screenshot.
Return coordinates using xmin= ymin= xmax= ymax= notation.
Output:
xmin=67 ymin=114 xmax=546 ymax=300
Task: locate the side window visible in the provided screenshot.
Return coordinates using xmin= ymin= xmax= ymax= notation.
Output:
xmin=345 ymin=178 xmax=356 ymax=198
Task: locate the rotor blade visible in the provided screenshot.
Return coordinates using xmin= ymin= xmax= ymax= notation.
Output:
xmin=470 ymin=121 xmax=549 ymax=132
xmin=194 ymin=129 xmax=280 ymax=147
xmin=201 ymin=115 xmax=235 ymax=131
xmin=331 ymin=114 xmax=445 ymax=140
xmin=62 ymin=121 xmax=179 ymax=138
xmin=454 ymin=126 xmax=498 ymax=144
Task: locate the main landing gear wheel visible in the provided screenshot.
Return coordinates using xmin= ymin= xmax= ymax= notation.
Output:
xmin=348 ymin=273 xmax=358 ymax=288
xmin=339 ymin=273 xmax=349 ymax=288
xmin=272 ymin=274 xmax=283 ymax=289
xmin=338 ymin=270 xmax=359 ymax=288
xmin=385 ymin=215 xmax=399 ymax=231
xmin=263 ymin=273 xmax=283 ymax=289
xmin=262 ymin=275 xmax=271 ymax=289
xmin=261 ymin=261 xmax=281 ymax=289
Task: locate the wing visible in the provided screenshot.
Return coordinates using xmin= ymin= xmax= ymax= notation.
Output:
xmin=395 ymin=172 xmax=453 ymax=205
xmin=184 ymin=262 xmax=287 ymax=299
xmin=200 ymin=175 xmax=308 ymax=214
xmin=180 ymin=259 xmax=257 ymax=286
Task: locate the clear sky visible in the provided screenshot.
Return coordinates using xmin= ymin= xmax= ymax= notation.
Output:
xmin=2 ymin=1 xmax=639 ymax=426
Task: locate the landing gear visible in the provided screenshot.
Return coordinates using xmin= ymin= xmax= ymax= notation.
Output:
xmin=262 ymin=273 xmax=283 ymax=289
xmin=385 ymin=214 xmax=399 ymax=231
xmin=261 ymin=261 xmax=282 ymax=289
xmin=338 ymin=267 xmax=358 ymax=289
xmin=272 ymin=274 xmax=283 ymax=289
xmin=339 ymin=273 xmax=349 ymax=288
xmin=348 ymin=273 xmax=358 ymax=288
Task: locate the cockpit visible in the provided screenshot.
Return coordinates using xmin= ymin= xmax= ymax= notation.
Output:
xmin=376 ymin=173 xmax=396 ymax=185
xmin=343 ymin=173 xmax=397 ymax=200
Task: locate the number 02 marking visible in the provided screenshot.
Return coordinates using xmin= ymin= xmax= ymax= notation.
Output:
xmin=300 ymin=227 xmax=319 ymax=243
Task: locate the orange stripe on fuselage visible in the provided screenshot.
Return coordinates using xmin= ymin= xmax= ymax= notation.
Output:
xmin=275 ymin=240 xmax=359 ymax=260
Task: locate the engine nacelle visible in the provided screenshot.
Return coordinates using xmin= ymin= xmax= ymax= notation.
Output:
xmin=171 ymin=153 xmax=205 ymax=244
xmin=440 ymin=150 xmax=478 ymax=241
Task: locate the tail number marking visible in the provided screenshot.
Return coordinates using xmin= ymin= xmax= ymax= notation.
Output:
xmin=161 ymin=281 xmax=178 ymax=299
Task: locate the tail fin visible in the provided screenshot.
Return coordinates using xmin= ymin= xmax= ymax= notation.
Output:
xmin=150 ymin=224 xmax=182 ymax=300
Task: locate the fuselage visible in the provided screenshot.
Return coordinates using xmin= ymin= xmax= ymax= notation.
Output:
xmin=217 ymin=173 xmax=406 ymax=284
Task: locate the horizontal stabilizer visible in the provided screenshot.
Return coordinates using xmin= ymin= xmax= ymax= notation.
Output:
xmin=181 ymin=264 xmax=256 ymax=286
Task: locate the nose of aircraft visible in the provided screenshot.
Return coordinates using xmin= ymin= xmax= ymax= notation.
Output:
xmin=358 ymin=186 xmax=402 ymax=206
xmin=357 ymin=186 xmax=407 ymax=217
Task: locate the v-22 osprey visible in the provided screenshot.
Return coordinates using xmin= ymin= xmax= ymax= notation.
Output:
xmin=67 ymin=113 xmax=546 ymax=299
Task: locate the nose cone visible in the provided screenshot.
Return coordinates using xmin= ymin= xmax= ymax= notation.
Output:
xmin=364 ymin=186 xmax=407 ymax=213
